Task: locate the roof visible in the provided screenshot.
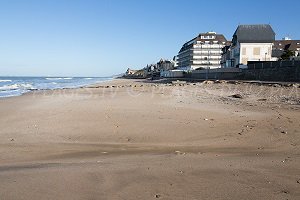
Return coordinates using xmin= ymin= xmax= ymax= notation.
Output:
xmin=179 ymin=32 xmax=227 ymax=53
xmin=233 ymin=24 xmax=275 ymax=43
xmin=272 ymin=40 xmax=300 ymax=58
xmin=273 ymin=40 xmax=300 ymax=51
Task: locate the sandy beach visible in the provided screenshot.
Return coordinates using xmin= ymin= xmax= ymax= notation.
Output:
xmin=0 ymin=79 xmax=299 ymax=200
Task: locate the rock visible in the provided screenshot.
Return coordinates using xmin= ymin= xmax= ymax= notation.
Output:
xmin=228 ymin=80 xmax=240 ymax=84
xmin=281 ymin=189 xmax=289 ymax=194
xmin=230 ymin=94 xmax=243 ymax=99
xmin=175 ymin=151 xmax=186 ymax=155
xmin=10 ymin=138 xmax=14 ymax=142
xmin=297 ymin=180 xmax=300 ymax=184
xmin=155 ymin=194 xmax=161 ymax=198
xmin=292 ymin=83 xmax=300 ymax=88
xmin=214 ymin=80 xmax=227 ymax=84
xmin=203 ymin=80 xmax=214 ymax=84
xmin=172 ymin=80 xmax=186 ymax=85
xmin=257 ymin=98 xmax=267 ymax=101
xmin=281 ymin=131 xmax=287 ymax=134
xmin=272 ymin=84 xmax=281 ymax=87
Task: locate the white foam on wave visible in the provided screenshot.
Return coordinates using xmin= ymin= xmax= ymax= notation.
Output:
xmin=84 ymin=78 xmax=93 ymax=80
xmin=0 ymin=83 xmax=35 ymax=91
xmin=0 ymin=84 xmax=19 ymax=91
xmin=20 ymin=83 xmax=35 ymax=89
xmin=46 ymin=77 xmax=73 ymax=80
xmin=0 ymin=80 xmax=12 ymax=82
xmin=46 ymin=78 xmax=63 ymax=80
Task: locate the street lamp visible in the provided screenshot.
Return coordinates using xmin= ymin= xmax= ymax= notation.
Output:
xmin=265 ymin=52 xmax=267 ymax=61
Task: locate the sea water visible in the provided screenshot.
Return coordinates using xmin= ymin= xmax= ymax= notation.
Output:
xmin=0 ymin=76 xmax=113 ymax=98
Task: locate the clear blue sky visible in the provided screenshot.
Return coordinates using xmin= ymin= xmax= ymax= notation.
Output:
xmin=0 ymin=0 xmax=299 ymax=77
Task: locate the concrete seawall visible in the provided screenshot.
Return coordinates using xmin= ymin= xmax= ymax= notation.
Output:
xmin=187 ymin=64 xmax=300 ymax=82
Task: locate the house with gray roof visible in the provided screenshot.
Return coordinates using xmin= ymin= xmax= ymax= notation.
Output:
xmin=224 ymin=24 xmax=276 ymax=67
xmin=272 ymin=38 xmax=300 ymax=59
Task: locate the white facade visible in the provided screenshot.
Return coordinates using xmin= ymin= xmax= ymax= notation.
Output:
xmin=177 ymin=42 xmax=225 ymax=70
xmin=177 ymin=32 xmax=227 ymax=70
xmin=232 ymin=42 xmax=274 ymax=66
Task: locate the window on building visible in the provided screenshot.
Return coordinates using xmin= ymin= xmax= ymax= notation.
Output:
xmin=253 ymin=47 xmax=261 ymax=56
xmin=242 ymin=48 xmax=247 ymax=55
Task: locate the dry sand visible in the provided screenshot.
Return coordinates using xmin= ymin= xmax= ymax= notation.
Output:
xmin=0 ymin=79 xmax=299 ymax=200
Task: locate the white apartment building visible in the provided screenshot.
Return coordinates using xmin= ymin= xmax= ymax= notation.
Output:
xmin=177 ymin=32 xmax=227 ymax=70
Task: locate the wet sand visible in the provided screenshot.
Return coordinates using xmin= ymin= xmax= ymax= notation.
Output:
xmin=0 ymin=79 xmax=299 ymax=200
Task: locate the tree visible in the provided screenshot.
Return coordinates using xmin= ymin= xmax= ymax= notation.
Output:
xmin=280 ymin=50 xmax=295 ymax=60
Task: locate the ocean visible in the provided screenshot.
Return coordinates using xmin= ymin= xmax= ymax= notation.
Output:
xmin=0 ymin=76 xmax=113 ymax=98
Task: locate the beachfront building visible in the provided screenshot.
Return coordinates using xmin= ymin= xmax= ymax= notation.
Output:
xmin=224 ymin=24 xmax=275 ymax=67
xmin=124 ymin=68 xmax=146 ymax=78
xmin=221 ymin=42 xmax=233 ymax=68
xmin=157 ymin=59 xmax=175 ymax=71
xmin=272 ymin=37 xmax=300 ymax=60
xmin=177 ymin=32 xmax=227 ymax=70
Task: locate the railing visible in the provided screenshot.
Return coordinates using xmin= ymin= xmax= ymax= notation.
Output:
xmin=194 ymin=51 xmax=222 ymax=53
xmin=193 ymin=46 xmax=224 ymax=49
xmin=193 ymin=53 xmax=221 ymax=56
